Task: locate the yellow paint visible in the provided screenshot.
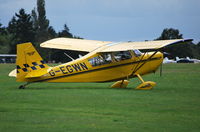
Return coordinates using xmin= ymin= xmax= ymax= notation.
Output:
xmin=111 ymin=80 xmax=129 ymax=88
xmin=16 ymin=43 xmax=49 ymax=82
xmin=135 ymin=73 xmax=156 ymax=90
xmin=135 ymin=81 xmax=156 ymax=90
xmin=12 ymin=42 xmax=164 ymax=89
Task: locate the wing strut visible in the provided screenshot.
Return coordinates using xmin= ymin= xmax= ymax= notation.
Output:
xmin=132 ymin=51 xmax=158 ymax=75
xmin=131 ymin=52 xmax=147 ymax=73
xmin=130 ymin=51 xmax=159 ymax=90
xmin=64 ymin=52 xmax=75 ymax=61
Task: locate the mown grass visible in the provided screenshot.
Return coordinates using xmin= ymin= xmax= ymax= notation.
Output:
xmin=0 ymin=63 xmax=200 ymax=132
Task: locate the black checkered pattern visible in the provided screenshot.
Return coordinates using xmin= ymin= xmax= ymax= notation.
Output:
xmin=17 ymin=60 xmax=46 ymax=73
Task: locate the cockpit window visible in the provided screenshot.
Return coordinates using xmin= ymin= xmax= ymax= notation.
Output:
xmin=133 ymin=49 xmax=142 ymax=57
xmin=113 ymin=51 xmax=132 ymax=61
xmin=88 ymin=51 xmax=133 ymax=67
xmin=88 ymin=53 xmax=112 ymax=67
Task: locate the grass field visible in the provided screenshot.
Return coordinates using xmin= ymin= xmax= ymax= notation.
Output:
xmin=0 ymin=63 xmax=200 ymax=132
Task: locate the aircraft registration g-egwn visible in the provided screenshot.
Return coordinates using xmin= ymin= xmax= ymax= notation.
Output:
xmin=9 ymin=38 xmax=193 ymax=89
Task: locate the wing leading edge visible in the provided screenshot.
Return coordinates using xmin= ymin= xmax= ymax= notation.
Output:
xmin=40 ymin=38 xmax=111 ymax=52
xmin=40 ymin=38 xmax=193 ymax=52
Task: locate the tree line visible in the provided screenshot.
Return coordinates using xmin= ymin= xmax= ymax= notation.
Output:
xmin=0 ymin=0 xmax=200 ymax=62
xmin=0 ymin=0 xmax=82 ymax=62
xmin=156 ymin=28 xmax=200 ymax=59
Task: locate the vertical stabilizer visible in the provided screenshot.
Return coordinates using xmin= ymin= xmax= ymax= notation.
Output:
xmin=16 ymin=42 xmax=49 ymax=82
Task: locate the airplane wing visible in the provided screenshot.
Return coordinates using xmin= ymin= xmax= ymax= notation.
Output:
xmin=40 ymin=38 xmax=111 ymax=52
xmin=40 ymin=38 xmax=192 ymax=52
xmin=100 ymin=39 xmax=193 ymax=52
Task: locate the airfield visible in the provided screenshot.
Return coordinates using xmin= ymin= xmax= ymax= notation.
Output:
xmin=0 ymin=63 xmax=200 ymax=131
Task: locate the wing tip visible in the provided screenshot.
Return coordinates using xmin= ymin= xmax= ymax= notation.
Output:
xmin=183 ymin=38 xmax=193 ymax=42
xmin=171 ymin=38 xmax=193 ymax=45
xmin=159 ymin=38 xmax=193 ymax=49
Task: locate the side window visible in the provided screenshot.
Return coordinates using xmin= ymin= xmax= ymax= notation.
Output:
xmin=88 ymin=53 xmax=112 ymax=67
xmin=88 ymin=56 xmax=102 ymax=66
xmin=102 ymin=53 xmax=112 ymax=63
xmin=133 ymin=49 xmax=142 ymax=57
xmin=113 ymin=51 xmax=132 ymax=61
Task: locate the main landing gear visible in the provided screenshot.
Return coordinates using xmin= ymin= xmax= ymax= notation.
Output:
xmin=135 ymin=74 xmax=156 ymax=90
xmin=111 ymin=74 xmax=156 ymax=90
xmin=111 ymin=80 xmax=130 ymax=88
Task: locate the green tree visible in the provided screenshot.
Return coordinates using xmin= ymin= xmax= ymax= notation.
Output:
xmin=7 ymin=8 xmax=36 ymax=53
xmin=48 ymin=26 xmax=57 ymax=38
xmin=0 ymin=22 xmax=13 ymax=53
xmin=31 ymin=0 xmax=59 ymax=62
xmin=0 ymin=34 xmax=13 ymax=54
xmin=31 ymin=8 xmax=39 ymax=31
xmin=58 ymin=24 xmax=73 ymax=38
xmin=157 ymin=28 xmax=183 ymax=40
xmin=195 ymin=42 xmax=200 ymax=59
xmin=32 ymin=0 xmax=58 ymax=42
xmin=156 ymin=28 xmax=194 ymax=58
xmin=36 ymin=0 xmax=49 ymax=43
xmin=0 ymin=22 xmax=7 ymax=35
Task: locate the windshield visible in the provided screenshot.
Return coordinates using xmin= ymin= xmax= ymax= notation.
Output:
xmin=133 ymin=49 xmax=142 ymax=57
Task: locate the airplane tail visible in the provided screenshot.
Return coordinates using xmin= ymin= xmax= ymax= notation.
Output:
xmin=16 ymin=42 xmax=50 ymax=82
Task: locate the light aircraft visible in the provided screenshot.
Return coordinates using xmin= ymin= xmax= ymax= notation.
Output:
xmin=186 ymin=57 xmax=200 ymax=63
xmin=163 ymin=57 xmax=176 ymax=64
xmin=9 ymin=38 xmax=192 ymax=89
xmin=176 ymin=56 xmax=194 ymax=63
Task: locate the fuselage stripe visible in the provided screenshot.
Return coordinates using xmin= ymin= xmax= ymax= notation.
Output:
xmin=37 ymin=57 xmax=161 ymax=82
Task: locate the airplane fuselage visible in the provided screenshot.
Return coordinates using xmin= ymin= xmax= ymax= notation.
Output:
xmin=24 ymin=50 xmax=163 ymax=83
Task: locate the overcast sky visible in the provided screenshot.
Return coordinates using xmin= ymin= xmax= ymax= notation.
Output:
xmin=0 ymin=0 xmax=200 ymax=42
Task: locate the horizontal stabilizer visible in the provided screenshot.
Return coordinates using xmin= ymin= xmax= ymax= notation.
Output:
xmin=9 ymin=69 xmax=17 ymax=77
xmin=25 ymin=68 xmax=49 ymax=78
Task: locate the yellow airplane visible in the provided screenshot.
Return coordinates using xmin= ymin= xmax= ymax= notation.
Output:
xmin=9 ymin=38 xmax=192 ymax=89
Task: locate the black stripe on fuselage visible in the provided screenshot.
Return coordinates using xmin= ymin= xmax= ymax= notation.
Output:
xmin=36 ymin=57 xmax=161 ymax=82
